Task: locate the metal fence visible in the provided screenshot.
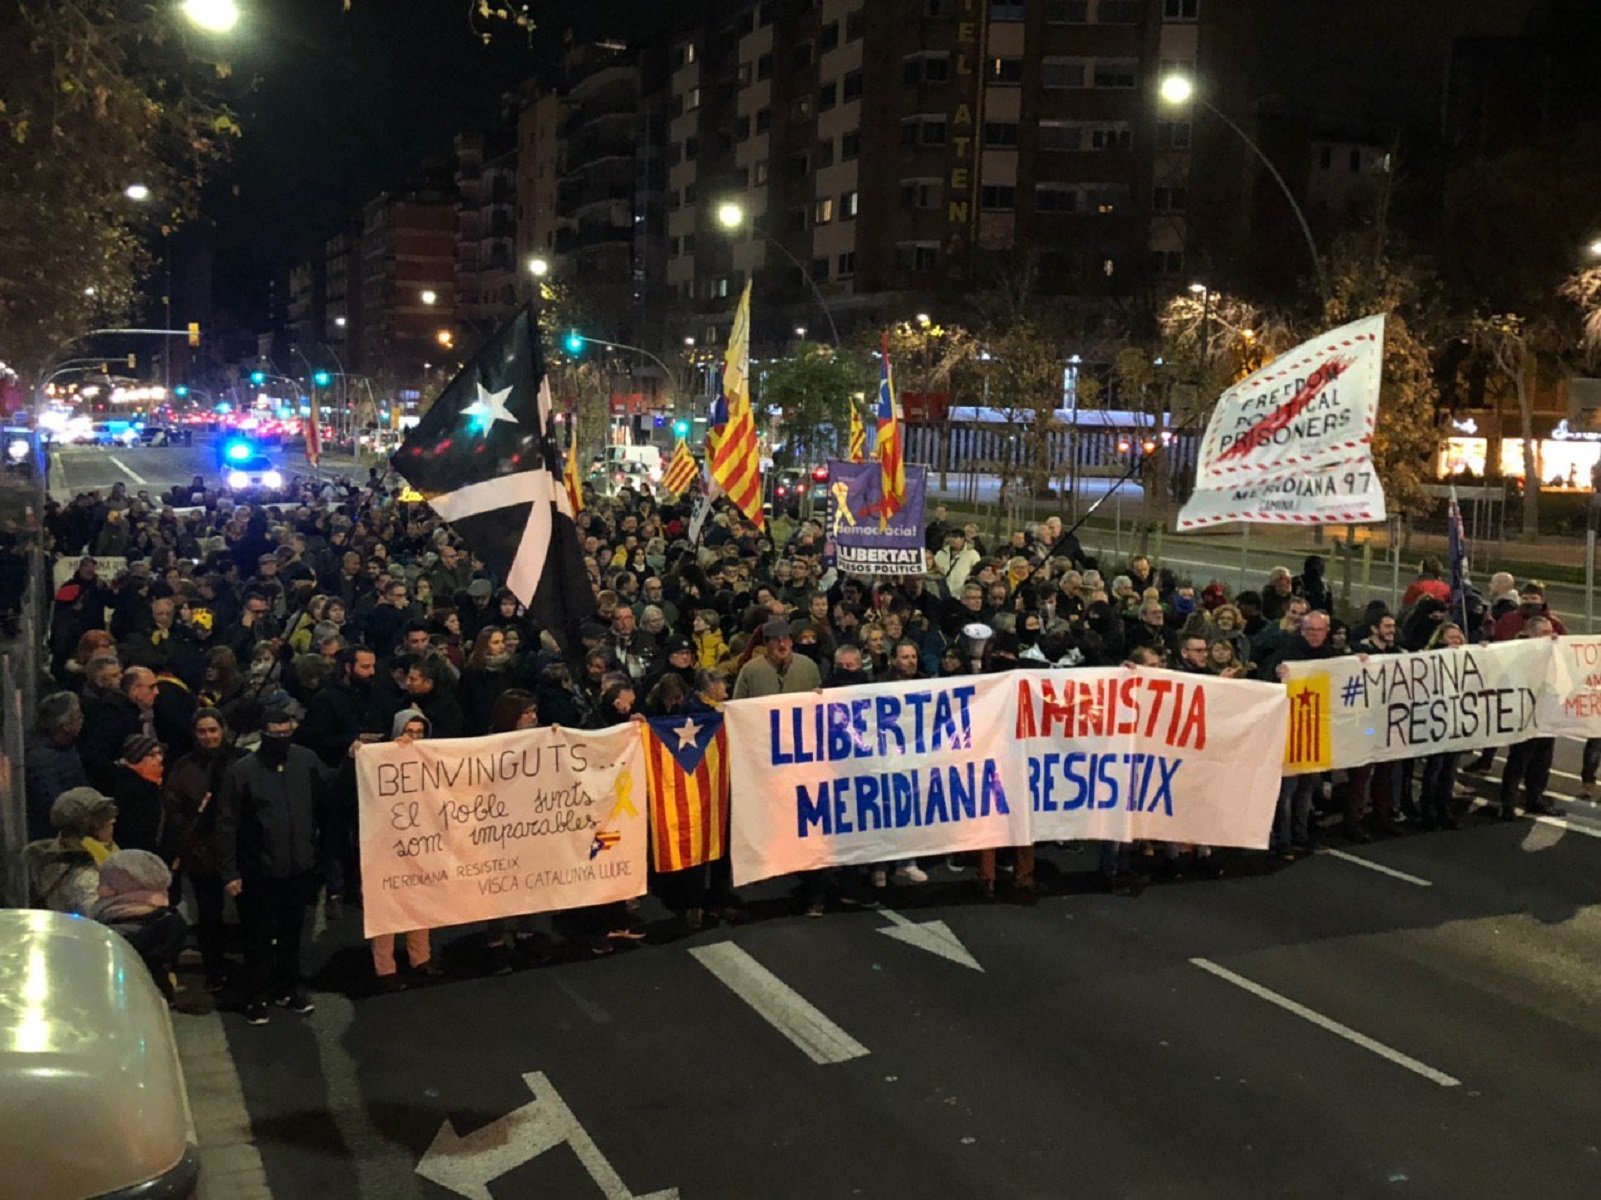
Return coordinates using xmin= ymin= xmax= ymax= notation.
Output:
xmin=1 ymin=549 xmax=44 ymax=908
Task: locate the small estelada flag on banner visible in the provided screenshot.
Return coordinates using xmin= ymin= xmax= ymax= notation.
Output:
xmin=847 ymin=397 xmax=867 ymax=463
xmin=661 ymin=439 xmax=698 ymax=498
xmin=641 ymin=710 xmax=729 ymax=873
xmin=391 ymin=307 xmax=594 ymax=642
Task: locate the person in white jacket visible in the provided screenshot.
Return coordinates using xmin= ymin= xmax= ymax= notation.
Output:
xmin=932 ymin=530 xmax=981 ymax=595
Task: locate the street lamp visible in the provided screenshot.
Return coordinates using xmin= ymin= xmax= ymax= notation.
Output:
xmin=794 ymin=326 xmax=807 ymax=339
xmin=1159 ymin=73 xmax=1330 ymax=305
xmin=436 ymin=329 xmax=454 ymax=347
xmin=334 ymin=316 xmax=347 ymax=328
xmin=124 ymin=183 xmax=151 ymax=202
xmin=181 ymin=0 xmax=241 ymax=34
xmin=420 ymin=289 xmax=438 ymax=306
xmin=1588 ymin=239 xmax=1601 ymax=258
xmin=1187 ymin=281 xmax=1207 ymax=295
xmin=915 ymin=312 xmax=932 ymax=328
xmin=714 ymin=198 xmax=840 ymax=348
xmin=528 ymin=256 xmax=550 ymax=278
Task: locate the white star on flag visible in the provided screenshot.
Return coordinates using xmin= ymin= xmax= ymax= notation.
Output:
xmin=462 ymin=381 xmax=518 ymax=432
xmin=674 ymin=717 xmax=703 ymax=749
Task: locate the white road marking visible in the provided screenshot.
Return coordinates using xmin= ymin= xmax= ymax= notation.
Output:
xmin=1320 ymin=848 xmax=1432 ymax=887
xmin=1469 ymin=790 xmax=1601 ymax=840
xmin=1189 ymin=958 xmax=1461 ymax=1088
xmin=108 ymin=454 xmax=150 ymax=486
xmin=877 ymin=908 xmax=984 ymax=971
xmin=417 ymin=1071 xmax=678 ymax=1200
xmin=689 ymin=942 xmax=869 ymax=1064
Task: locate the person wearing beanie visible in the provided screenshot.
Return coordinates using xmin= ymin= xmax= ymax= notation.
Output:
xmin=25 ymin=787 xmax=119 ymax=915
xmin=110 ymin=732 xmax=165 ymax=853
xmin=93 ymin=848 xmax=188 ymax=1004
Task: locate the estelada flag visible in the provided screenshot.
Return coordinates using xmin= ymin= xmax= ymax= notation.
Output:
xmin=661 ymin=439 xmax=698 ymax=498
xmin=391 ymin=307 xmax=594 ymax=641
xmin=642 ymin=710 xmax=729 ymax=873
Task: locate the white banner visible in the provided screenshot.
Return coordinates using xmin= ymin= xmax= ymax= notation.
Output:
xmin=1280 ymin=639 xmax=1556 ymax=775
xmin=1540 ymin=635 xmax=1601 ymax=738
xmin=356 ymin=724 xmax=647 ymax=938
xmin=724 ymin=675 xmax=1030 ymax=886
xmin=1018 ymin=669 xmax=1288 ymax=850
xmin=1177 ymin=460 xmax=1387 ymax=530
xmin=1196 ymin=314 xmax=1386 ymax=484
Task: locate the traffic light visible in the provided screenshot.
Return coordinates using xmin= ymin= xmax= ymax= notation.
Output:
xmin=564 ymin=330 xmax=584 ymax=355
xmin=187 ymin=322 xmax=201 ymax=347
xmin=313 ymin=370 xmax=332 ymax=387
xmin=173 ymin=385 xmax=189 ymax=398
xmin=250 ymin=370 xmax=266 ymax=385
xmin=672 ymin=418 xmax=691 ymax=438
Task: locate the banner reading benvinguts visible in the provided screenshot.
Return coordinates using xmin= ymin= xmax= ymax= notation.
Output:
xmin=724 ymin=674 xmax=1028 ymax=886
xmin=355 ymin=724 xmax=646 ymax=938
xmin=1017 ymin=668 xmax=1287 ymax=850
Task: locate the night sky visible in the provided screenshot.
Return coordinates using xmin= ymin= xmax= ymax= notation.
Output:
xmin=205 ymin=0 xmax=689 ymax=324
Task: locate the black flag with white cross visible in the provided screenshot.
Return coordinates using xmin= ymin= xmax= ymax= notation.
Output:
xmin=391 ymin=307 xmax=593 ymax=641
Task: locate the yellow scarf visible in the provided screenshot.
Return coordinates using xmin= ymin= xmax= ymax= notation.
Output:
xmin=83 ymin=836 xmax=117 ymax=865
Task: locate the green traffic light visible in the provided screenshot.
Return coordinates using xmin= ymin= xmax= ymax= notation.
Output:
xmin=673 ymin=419 xmax=690 ymax=438
xmin=564 ymin=330 xmax=584 ymax=355
xmin=313 ymin=370 xmax=332 ymax=387
xmin=250 ymin=371 xmax=266 ymax=385
xmin=173 ymin=385 xmax=189 ymax=397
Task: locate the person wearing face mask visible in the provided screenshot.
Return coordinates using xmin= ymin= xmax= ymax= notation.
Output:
xmin=213 ymin=707 xmax=329 ymax=1026
xmin=162 ymin=707 xmax=245 ymax=991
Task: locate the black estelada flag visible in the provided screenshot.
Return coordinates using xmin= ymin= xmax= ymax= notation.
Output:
xmin=391 ymin=307 xmax=593 ymax=641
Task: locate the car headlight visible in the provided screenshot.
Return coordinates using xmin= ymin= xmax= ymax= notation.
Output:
xmin=262 ymin=470 xmax=283 ymax=489
xmin=226 ymin=470 xmax=249 ymax=489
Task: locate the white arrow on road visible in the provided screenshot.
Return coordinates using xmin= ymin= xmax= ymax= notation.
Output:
xmin=416 ymin=1070 xmax=678 ymax=1200
xmin=876 ymin=909 xmax=983 ymax=972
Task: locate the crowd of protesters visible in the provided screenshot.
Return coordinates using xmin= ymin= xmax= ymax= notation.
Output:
xmin=20 ymin=468 xmax=1582 ymax=1020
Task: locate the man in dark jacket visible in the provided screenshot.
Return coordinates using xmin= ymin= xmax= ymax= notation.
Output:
xmin=1269 ymin=610 xmax=1339 ymax=857
xmin=295 ymin=646 xmax=380 ymax=915
xmin=81 ymin=666 xmax=157 ymax=792
xmin=214 ymin=708 xmax=327 ymax=1025
xmin=25 ymin=692 xmax=89 ymax=840
xmin=405 ymin=656 xmax=465 ymax=738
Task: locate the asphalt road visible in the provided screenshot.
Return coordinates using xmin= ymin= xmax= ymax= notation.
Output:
xmin=180 ymin=735 xmax=1601 ymax=1200
xmin=47 ymin=435 xmax=362 ymax=502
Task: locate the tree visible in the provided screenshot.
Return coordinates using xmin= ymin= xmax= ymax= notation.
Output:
xmin=758 ymin=343 xmax=871 ymax=468
xmin=1466 ymin=313 xmax=1554 ymax=536
xmin=0 ymin=2 xmax=237 ymax=377
xmin=958 ymin=320 xmax=1066 ymax=527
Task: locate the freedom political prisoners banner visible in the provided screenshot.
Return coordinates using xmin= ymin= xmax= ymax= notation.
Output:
xmin=1177 ymin=314 xmax=1387 ymax=530
xmin=724 ymin=674 xmax=1029 ymax=886
xmin=1016 ymin=669 xmax=1288 ymax=850
xmin=355 ymin=724 xmax=647 ymax=938
xmin=1539 ymin=634 xmax=1601 ymax=738
xmin=1279 ymin=638 xmax=1557 ymax=775
xmin=824 ymin=460 xmax=927 ymax=577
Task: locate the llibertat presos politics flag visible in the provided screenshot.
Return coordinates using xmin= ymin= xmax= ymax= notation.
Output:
xmin=391 ymin=308 xmax=593 ymax=640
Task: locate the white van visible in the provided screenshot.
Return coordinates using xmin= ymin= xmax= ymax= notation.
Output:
xmin=604 ymin=444 xmax=663 ymax=482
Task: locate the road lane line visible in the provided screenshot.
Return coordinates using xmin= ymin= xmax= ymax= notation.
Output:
xmin=108 ymin=454 xmax=150 ymax=486
xmin=1320 ymin=848 xmax=1432 ymax=887
xmin=1469 ymin=791 xmax=1601 ymax=839
xmin=689 ymin=943 xmax=868 ymax=1065
xmin=1189 ymin=958 xmax=1461 ymax=1088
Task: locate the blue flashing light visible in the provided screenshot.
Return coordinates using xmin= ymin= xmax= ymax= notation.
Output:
xmin=224 ymin=440 xmax=253 ymax=463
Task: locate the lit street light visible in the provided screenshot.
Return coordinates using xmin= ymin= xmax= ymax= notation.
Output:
xmin=915 ymin=312 xmax=932 ymax=328
xmin=528 ymin=256 xmax=550 ymax=278
xmin=1159 ymin=73 xmax=1329 ymax=304
xmin=436 ymin=329 xmax=454 ymax=347
xmin=124 ymin=183 xmax=151 ymax=202
xmin=334 ymin=316 xmax=347 ymax=328
xmin=1588 ymin=239 xmax=1601 ymax=258
xmin=1187 ymin=281 xmax=1208 ymax=295
xmin=181 ymin=0 xmax=241 ymax=34
xmin=420 ymin=289 xmax=438 ymax=306
xmin=795 ymin=326 xmax=807 ymax=339
xmin=714 ymin=199 xmax=840 ymax=347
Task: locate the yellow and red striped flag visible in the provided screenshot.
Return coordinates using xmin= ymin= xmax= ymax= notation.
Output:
xmin=709 ymin=282 xmax=765 ymax=530
xmin=562 ymin=417 xmax=584 ymax=515
xmin=661 ymin=439 xmax=698 ymax=497
xmin=875 ymin=332 xmax=906 ymax=524
xmin=642 ymin=711 xmax=729 ymax=872
xmin=847 ymin=397 xmax=866 ymax=463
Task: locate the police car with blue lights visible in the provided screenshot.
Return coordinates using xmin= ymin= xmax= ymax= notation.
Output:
xmin=217 ymin=438 xmax=284 ymax=493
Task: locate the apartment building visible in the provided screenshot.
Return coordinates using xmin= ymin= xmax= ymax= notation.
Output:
xmin=324 ymin=226 xmax=363 ymax=369
xmin=644 ymin=0 xmax=1224 ymax=352
xmin=515 ymin=91 xmax=563 ymax=303
xmin=455 ymin=132 xmax=519 ymax=337
xmin=358 ymin=188 xmax=457 ymax=383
